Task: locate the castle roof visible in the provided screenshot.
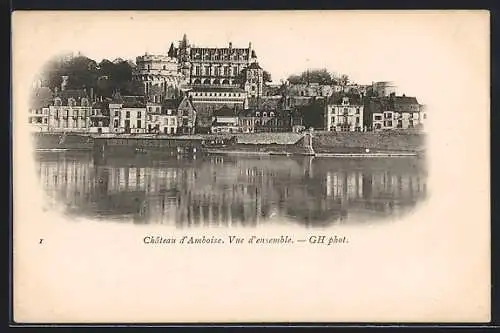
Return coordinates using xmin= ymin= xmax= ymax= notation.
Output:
xmin=214 ymin=105 xmax=236 ymax=117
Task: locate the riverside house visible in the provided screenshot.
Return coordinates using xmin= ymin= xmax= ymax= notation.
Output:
xmin=211 ymin=106 xmax=239 ymax=133
xmin=48 ymin=89 xmax=92 ymax=133
xmin=366 ymin=93 xmax=424 ymax=131
xmin=109 ymin=95 xmax=147 ymax=134
xmin=325 ymin=95 xmax=364 ymax=132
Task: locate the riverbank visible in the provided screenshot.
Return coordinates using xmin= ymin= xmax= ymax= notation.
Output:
xmin=32 ymin=131 xmax=426 ymax=156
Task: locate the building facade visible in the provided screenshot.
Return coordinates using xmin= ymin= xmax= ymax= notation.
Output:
xmin=89 ymin=101 xmax=110 ymax=134
xmin=186 ymin=86 xmax=247 ymax=132
xmin=326 ymin=96 xmax=364 ymax=132
xmin=145 ymin=100 xmax=178 ymax=135
xmin=211 ymin=106 xmax=239 ymax=133
xmin=48 ymin=89 xmax=92 ymax=133
xmin=109 ymin=95 xmax=147 ymax=134
xmin=133 ymin=54 xmax=185 ymax=97
xmin=368 ymin=95 xmax=424 ymax=131
xmin=168 ymin=34 xmax=263 ymax=97
xmin=176 ymin=96 xmax=197 ymax=135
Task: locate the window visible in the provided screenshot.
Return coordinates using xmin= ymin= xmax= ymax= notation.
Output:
xmin=256 ymin=112 xmax=260 ymax=117
xmin=233 ymin=66 xmax=238 ymax=76
xmin=169 ymin=118 xmax=175 ymax=125
xmin=126 ymin=111 xmax=130 ymax=118
xmin=356 ymin=108 xmax=360 ymax=114
xmin=167 ymin=109 xmax=172 ymax=115
xmin=263 ymin=112 xmax=267 ymax=117
xmin=356 ymin=117 xmax=360 ymax=124
xmin=44 ymin=118 xmax=48 ymax=124
xmin=423 ymin=114 xmax=427 ymax=119
xmin=344 ymin=108 xmax=348 ymax=113
xmin=331 ymin=116 xmax=335 ymax=124
xmin=115 ymin=111 xmax=119 ymax=117
xmin=270 ymin=112 xmax=275 ymax=117
xmin=374 ymin=115 xmax=382 ymax=121
xmin=137 ymin=120 xmax=142 ymax=128
xmin=138 ymin=111 xmax=142 ymax=118
xmin=114 ymin=120 xmax=118 ymax=128
xmin=156 ymin=107 xmax=160 ymax=113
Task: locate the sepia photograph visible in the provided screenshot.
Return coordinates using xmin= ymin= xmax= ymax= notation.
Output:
xmin=12 ymin=10 xmax=490 ymax=324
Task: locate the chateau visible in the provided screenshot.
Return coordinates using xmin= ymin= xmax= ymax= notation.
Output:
xmin=168 ymin=34 xmax=263 ymax=96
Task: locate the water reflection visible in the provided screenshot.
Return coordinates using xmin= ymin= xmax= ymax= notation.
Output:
xmin=35 ymin=152 xmax=427 ymax=227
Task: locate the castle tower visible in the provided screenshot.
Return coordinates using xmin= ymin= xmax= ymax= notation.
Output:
xmin=244 ymin=62 xmax=263 ymax=98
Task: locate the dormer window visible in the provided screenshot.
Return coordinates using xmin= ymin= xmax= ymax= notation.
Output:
xmin=68 ymin=98 xmax=76 ymax=107
xmin=54 ymin=98 xmax=62 ymax=106
xmin=81 ymin=98 xmax=89 ymax=107
xmin=256 ymin=112 xmax=260 ymax=117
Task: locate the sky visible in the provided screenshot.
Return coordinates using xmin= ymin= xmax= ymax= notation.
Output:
xmin=14 ymin=10 xmax=489 ymax=106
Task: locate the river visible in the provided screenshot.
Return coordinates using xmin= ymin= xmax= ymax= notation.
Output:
xmin=34 ymin=152 xmax=428 ymax=227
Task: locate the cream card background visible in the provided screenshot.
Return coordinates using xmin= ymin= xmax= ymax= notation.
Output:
xmin=12 ymin=10 xmax=490 ymax=323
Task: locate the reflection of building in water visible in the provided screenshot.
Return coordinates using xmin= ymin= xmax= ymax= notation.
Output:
xmin=36 ymin=154 xmax=427 ymax=226
xmin=37 ymin=153 xmax=95 ymax=209
xmin=325 ymin=169 xmax=427 ymax=217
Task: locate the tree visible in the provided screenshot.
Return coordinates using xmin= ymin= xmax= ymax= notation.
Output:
xmin=64 ymin=56 xmax=99 ymax=90
xmin=340 ymin=74 xmax=350 ymax=86
xmin=298 ymin=98 xmax=325 ymax=129
xmin=287 ymin=74 xmax=301 ymax=85
xmin=287 ymin=68 xmax=334 ymax=85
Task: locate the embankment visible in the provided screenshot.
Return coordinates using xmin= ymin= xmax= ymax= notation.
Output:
xmin=312 ymin=131 xmax=426 ymax=153
xmin=32 ymin=132 xmax=93 ymax=150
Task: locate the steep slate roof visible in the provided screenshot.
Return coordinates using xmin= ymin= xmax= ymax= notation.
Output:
xmin=328 ymin=93 xmax=364 ymax=105
xmin=391 ymin=96 xmax=420 ymax=112
xmin=55 ymin=89 xmax=89 ymax=105
xmin=162 ymin=98 xmax=182 ymax=110
xmin=112 ymin=95 xmax=146 ymax=108
xmin=214 ymin=105 xmax=236 ymax=117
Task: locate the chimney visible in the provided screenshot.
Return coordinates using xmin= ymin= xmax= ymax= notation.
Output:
xmin=90 ymin=87 xmax=94 ymax=101
xmin=229 ymin=42 xmax=232 ymax=49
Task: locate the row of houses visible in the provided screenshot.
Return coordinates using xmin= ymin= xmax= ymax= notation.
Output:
xmin=325 ymin=93 xmax=427 ymax=132
xmin=29 ymin=79 xmax=426 ymax=135
xmin=28 ymin=87 xmax=198 ymax=135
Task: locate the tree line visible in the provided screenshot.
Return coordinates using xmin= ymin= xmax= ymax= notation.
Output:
xmin=287 ymin=68 xmax=350 ymax=86
xmin=40 ymin=53 xmax=274 ymax=98
xmin=40 ymin=54 xmax=143 ymax=97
